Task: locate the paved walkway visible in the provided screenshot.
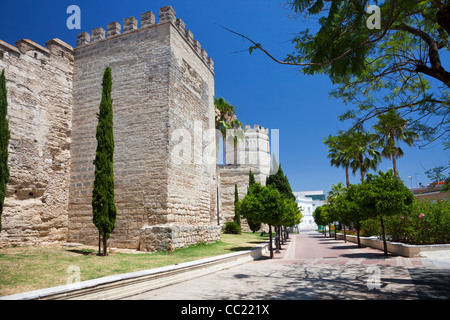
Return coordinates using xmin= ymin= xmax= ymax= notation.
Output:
xmin=124 ymin=232 xmax=450 ymax=300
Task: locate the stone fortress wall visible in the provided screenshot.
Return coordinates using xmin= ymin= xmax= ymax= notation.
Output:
xmin=0 ymin=6 xmax=271 ymax=251
xmin=0 ymin=38 xmax=74 ymax=247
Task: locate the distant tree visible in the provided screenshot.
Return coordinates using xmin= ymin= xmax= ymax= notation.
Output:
xmin=0 ymin=69 xmax=10 ymax=231
xmin=313 ymin=205 xmax=327 ymax=234
xmin=346 ymin=129 xmax=381 ymax=182
xmin=328 ymin=182 xmax=346 ymax=199
xmin=327 ymin=182 xmax=347 ymax=239
xmin=248 ymin=169 xmax=256 ymax=189
xmin=372 ymin=109 xmax=418 ymax=179
xmin=245 ymin=169 xmax=260 ymax=232
xmin=214 ymin=97 xmax=242 ymax=140
xmin=323 ymin=133 xmax=352 ymax=188
xmin=313 ymin=204 xmax=334 ymax=237
xmin=343 ymin=184 xmax=368 ymax=247
xmin=266 ymin=163 xmax=296 ymax=244
xmin=266 ymin=164 xmax=295 ymax=200
xmin=281 ymin=196 xmax=302 ymax=238
xmin=92 ymin=67 xmax=117 ymax=256
xmin=233 ymin=184 xmax=241 ymax=226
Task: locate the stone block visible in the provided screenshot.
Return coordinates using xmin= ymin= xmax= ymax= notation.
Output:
xmin=159 ymin=6 xmax=176 ymax=23
xmin=123 ymin=16 xmax=138 ymax=33
xmin=141 ymin=11 xmax=155 ymax=28
xmin=107 ymin=22 xmax=121 ymax=37
xmin=91 ymin=27 xmax=105 ymax=42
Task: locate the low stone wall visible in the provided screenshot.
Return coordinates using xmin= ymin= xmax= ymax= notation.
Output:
xmin=336 ymin=233 xmax=450 ymax=257
xmin=138 ymin=225 xmax=221 ymax=252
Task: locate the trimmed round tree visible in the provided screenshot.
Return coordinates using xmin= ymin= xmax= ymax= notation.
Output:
xmin=357 ymin=170 xmax=414 ymax=255
xmin=92 ymin=67 xmax=117 ymax=256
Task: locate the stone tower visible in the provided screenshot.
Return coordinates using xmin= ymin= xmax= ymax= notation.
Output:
xmin=219 ymin=124 xmax=271 ymax=224
xmin=68 ymin=6 xmax=220 ymax=251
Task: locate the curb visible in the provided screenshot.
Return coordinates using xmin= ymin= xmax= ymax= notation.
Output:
xmin=0 ymin=241 xmax=270 ymax=300
xmin=336 ymin=233 xmax=450 ymax=257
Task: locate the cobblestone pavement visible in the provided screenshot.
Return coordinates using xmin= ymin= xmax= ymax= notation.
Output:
xmin=124 ymin=232 xmax=450 ymax=300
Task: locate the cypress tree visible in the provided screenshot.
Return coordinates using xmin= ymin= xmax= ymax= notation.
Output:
xmin=233 ymin=184 xmax=240 ymax=226
xmin=266 ymin=164 xmax=295 ymax=200
xmin=248 ymin=169 xmax=256 ymax=187
xmin=0 ymin=70 xmax=10 ymax=231
xmin=92 ymin=67 xmax=116 ymax=256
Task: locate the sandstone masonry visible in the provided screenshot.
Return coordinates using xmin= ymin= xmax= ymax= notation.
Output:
xmin=0 ymin=39 xmax=73 ymax=247
xmin=0 ymin=6 xmax=271 ymax=251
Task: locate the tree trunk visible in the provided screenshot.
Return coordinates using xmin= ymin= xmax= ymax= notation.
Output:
xmin=343 ymin=224 xmax=347 ymax=243
xmin=359 ymin=154 xmax=365 ymax=182
xmin=380 ymin=215 xmax=388 ymax=256
xmin=275 ymin=225 xmax=280 ymax=253
xmin=392 ymin=156 xmax=398 ymax=179
xmin=356 ymin=223 xmax=361 ymax=248
xmin=345 ymin=166 xmax=350 ymax=188
xmin=269 ymin=225 xmax=273 ymax=259
xmin=103 ymin=234 xmax=107 ymax=256
xmin=98 ymin=232 xmax=101 ymax=256
xmin=334 ymin=222 xmax=337 ymax=240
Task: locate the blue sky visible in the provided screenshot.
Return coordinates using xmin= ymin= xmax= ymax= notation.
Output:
xmin=1 ymin=0 xmax=448 ymax=194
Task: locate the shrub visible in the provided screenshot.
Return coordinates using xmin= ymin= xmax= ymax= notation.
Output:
xmin=223 ymin=221 xmax=241 ymax=234
xmin=360 ymin=218 xmax=380 ymax=237
xmin=383 ymin=198 xmax=450 ymax=244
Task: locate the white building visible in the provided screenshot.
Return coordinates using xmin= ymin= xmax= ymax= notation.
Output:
xmin=294 ymin=191 xmax=326 ymax=230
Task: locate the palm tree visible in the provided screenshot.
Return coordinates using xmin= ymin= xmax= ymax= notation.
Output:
xmin=214 ymin=97 xmax=242 ymax=225
xmin=323 ymin=133 xmax=352 ymax=188
xmin=372 ymin=109 xmax=418 ymax=179
xmin=346 ymin=129 xmax=381 ymax=182
xmin=214 ymin=97 xmax=243 ymax=163
xmin=328 ymin=182 xmax=346 ymax=199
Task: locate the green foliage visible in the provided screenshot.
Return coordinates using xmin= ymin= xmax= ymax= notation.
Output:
xmin=323 ymin=133 xmax=352 ymax=187
xmin=234 ymin=184 xmax=241 ymax=226
xmin=346 ymin=199 xmax=450 ymax=244
xmin=324 ymin=129 xmax=381 ymax=184
xmin=281 ymin=1 xmax=450 ymax=147
xmin=92 ymin=67 xmax=117 ymax=255
xmin=0 ymin=69 xmax=10 ymax=230
xmin=248 ymin=169 xmax=256 ymax=188
xmin=313 ymin=204 xmax=331 ymax=226
xmin=384 ymin=198 xmax=450 ymax=244
xmin=357 ymin=170 xmax=414 ymax=219
xmin=372 ymin=109 xmax=418 ymax=178
xmin=214 ymin=97 xmax=243 ymax=144
xmin=282 ymin=197 xmax=302 ymax=228
xmin=359 ymin=218 xmax=381 ymax=237
xmin=266 ymin=164 xmax=296 ymax=200
xmin=223 ymin=221 xmax=242 ymax=234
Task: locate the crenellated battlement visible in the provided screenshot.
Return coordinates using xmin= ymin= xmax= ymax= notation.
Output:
xmin=0 ymin=38 xmax=73 ymax=62
xmin=244 ymin=124 xmax=270 ymax=135
xmin=76 ymin=5 xmax=214 ymax=72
